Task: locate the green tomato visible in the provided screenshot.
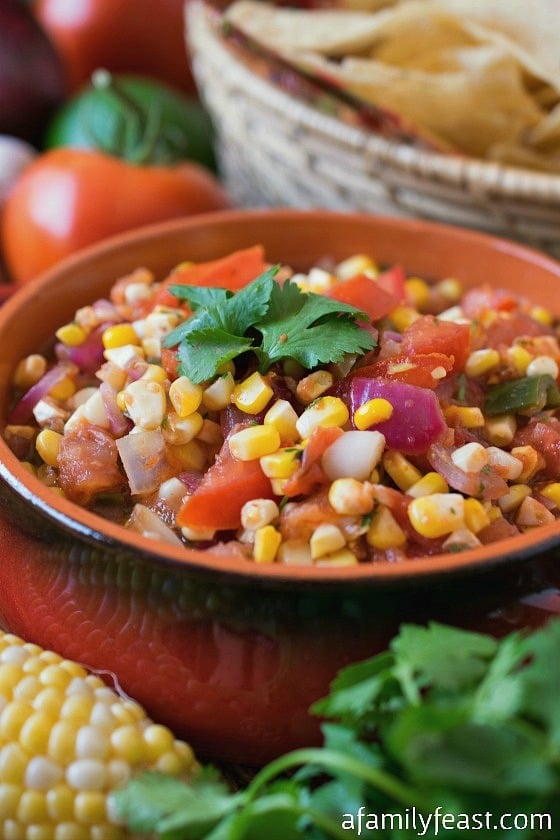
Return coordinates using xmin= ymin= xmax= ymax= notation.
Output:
xmin=44 ymin=70 xmax=217 ymax=172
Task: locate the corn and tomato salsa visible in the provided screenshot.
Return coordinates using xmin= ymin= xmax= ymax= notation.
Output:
xmin=5 ymin=245 xmax=560 ymax=567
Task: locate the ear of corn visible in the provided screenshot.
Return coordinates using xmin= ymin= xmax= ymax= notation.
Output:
xmin=0 ymin=630 xmax=197 ymax=839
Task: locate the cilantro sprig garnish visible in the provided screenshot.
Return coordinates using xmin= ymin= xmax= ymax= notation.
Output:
xmin=114 ymin=619 xmax=560 ymax=839
xmin=162 ymin=268 xmax=376 ymax=383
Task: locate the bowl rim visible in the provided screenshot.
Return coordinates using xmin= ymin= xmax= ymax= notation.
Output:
xmin=3 ymin=208 xmax=560 ymax=588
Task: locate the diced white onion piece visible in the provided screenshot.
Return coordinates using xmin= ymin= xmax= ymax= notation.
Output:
xmin=116 ymin=429 xmax=170 ymax=495
xmin=126 ymin=503 xmax=183 ymax=546
xmin=322 ymin=430 xmax=386 ymax=481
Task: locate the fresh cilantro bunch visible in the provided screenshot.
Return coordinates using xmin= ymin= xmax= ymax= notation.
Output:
xmin=161 ymin=268 xmax=376 ymax=383
xmin=113 ymin=620 xmax=560 ymax=839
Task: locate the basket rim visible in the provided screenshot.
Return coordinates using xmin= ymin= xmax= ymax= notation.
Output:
xmin=187 ymin=0 xmax=560 ymax=206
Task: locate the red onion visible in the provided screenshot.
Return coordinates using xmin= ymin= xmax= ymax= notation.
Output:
xmin=427 ymin=441 xmax=508 ymax=501
xmin=340 ymin=376 xmax=447 ymax=454
xmin=8 ymin=361 xmax=77 ymax=424
xmin=99 ymin=382 xmax=131 ymax=437
xmin=116 ymin=429 xmax=173 ymax=495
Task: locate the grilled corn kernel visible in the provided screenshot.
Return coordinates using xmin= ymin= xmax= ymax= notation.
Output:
xmin=443 ymin=405 xmax=484 ymax=428
xmin=315 ymin=548 xmax=359 ymax=567
xmin=259 ymin=448 xmax=300 ymax=479
xmin=49 ymin=377 xmax=76 ymax=402
xmin=366 ymin=505 xmax=407 ymax=550
xmin=484 ymin=414 xmax=517 ymax=447
xmin=122 ymin=380 xmax=166 ymax=430
xmin=463 ymin=497 xmax=491 ymax=533
xmin=451 ymin=442 xmax=489 ymax=473
xmin=139 ymin=364 xmax=168 ymax=385
xmin=442 ymin=528 xmax=482 ymax=552
xmin=465 ymin=349 xmax=500 ymax=378
xmin=335 ymin=254 xmax=377 ymax=280
xmin=389 ymin=305 xmax=420 ymax=331
xmin=35 ymin=430 xmax=62 ymax=468
xmin=0 ymin=631 xmax=197 ymax=838
xmin=498 ymin=483 xmax=532 ymax=513
xmin=241 ymin=499 xmax=280 ymax=530
xmin=406 ymin=472 xmax=449 ymax=498
xmin=541 ymin=483 xmax=560 ymax=507
xmin=197 ymin=419 xmax=223 ymax=447
xmin=295 ymin=397 xmax=349 ymax=438
xmin=485 ymin=447 xmax=523 ymax=481
xmin=328 ymin=478 xmax=374 ymax=516
xmin=264 ymin=399 xmax=299 ymax=442
xmin=13 ymin=355 xmax=48 ymax=390
xmin=55 ymin=324 xmax=87 ymax=347
xmin=201 ymin=373 xmax=235 ymax=411
xmin=306 ymin=267 xmax=337 ymax=293
xmin=296 ymin=371 xmax=333 ymax=405
xmin=354 ymin=398 xmax=393 ymax=430
xmin=526 ymin=355 xmax=560 ymax=379
xmin=436 ymin=277 xmax=463 ymax=302
xmin=408 ymin=493 xmax=465 ymax=538
xmin=163 ymin=411 xmax=204 ymax=445
xmin=228 ymin=424 xmax=281 ymax=461
xmin=232 ymin=372 xmax=273 ymax=415
xmin=101 ymin=324 xmax=138 ymax=350
xmin=253 ymin=526 xmax=282 ymax=564
xmin=405 ymin=276 xmax=430 ymax=310
xmin=506 ymin=344 xmax=533 ymax=375
xmin=382 ymin=450 xmax=422 ymax=491
xmin=530 ymin=305 xmax=554 ymax=327
xmin=510 ymin=445 xmax=543 ymax=482
xmin=310 ymin=523 xmax=346 ymax=559
xmin=168 ymin=376 xmax=203 ymax=418
xmin=181 ymin=524 xmax=216 ymax=541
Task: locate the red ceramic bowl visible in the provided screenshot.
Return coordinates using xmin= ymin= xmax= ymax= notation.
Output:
xmin=2 ymin=209 xmax=560 ymax=765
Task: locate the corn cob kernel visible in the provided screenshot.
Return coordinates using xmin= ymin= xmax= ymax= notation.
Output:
xmin=405 ymin=277 xmax=430 ymax=310
xmin=55 ymin=324 xmax=88 ymax=347
xmin=241 ymin=499 xmax=280 ymax=531
xmin=529 ymin=305 xmax=553 ymax=327
xmin=484 ymin=414 xmax=517 ymax=447
xmin=366 ymin=505 xmax=407 ymax=550
xmin=263 ymin=400 xmax=299 ymax=443
xmin=259 ymin=448 xmax=300 ymax=480
xmin=526 ymin=355 xmax=559 ymax=379
xmin=451 ymin=442 xmax=489 ymax=473
xmin=232 ymin=372 xmax=274 ymax=415
xmin=335 ymin=254 xmax=378 ymax=280
xmin=0 ymin=631 xmax=197 ymax=839
xmin=139 ymin=364 xmax=168 ymax=385
xmin=498 ymin=484 xmax=532 ymax=513
xmin=35 ymin=430 xmax=62 ymax=468
xmin=13 ymin=355 xmax=48 ymax=391
xmin=443 ymin=405 xmax=484 ymax=428
xmin=382 ymin=451 xmax=422 ymax=491
xmin=310 ymin=523 xmax=346 ymax=559
xmin=442 ymin=528 xmax=482 ymax=552
xmin=506 ymin=345 xmax=533 ymax=375
xmin=510 ymin=445 xmax=544 ymax=482
xmin=465 ymin=349 xmax=500 ymax=378
xmin=253 ymin=526 xmax=282 ymax=564
xmin=295 ymin=397 xmax=349 ymax=438
xmin=101 ymin=325 xmax=138 ymax=350
xmin=354 ymin=398 xmax=393 ymax=430
xmin=435 ymin=277 xmax=462 ymax=302
xmin=295 ymin=371 xmax=333 ymax=405
xmin=228 ymin=425 xmax=281 ymax=461
xmin=463 ymin=498 xmax=491 ymax=533
xmin=408 ymin=493 xmax=465 ymax=538
xmin=406 ymin=472 xmax=449 ymax=499
xmin=315 ymin=548 xmax=358 ymax=567
xmin=516 ymin=496 xmax=555 ymax=528
xmin=389 ymin=306 xmax=420 ymax=331
xmin=328 ymin=478 xmax=374 ymax=516
xmin=168 ymin=377 xmax=203 ymax=418
xmin=201 ymin=373 xmax=235 ymax=411
xmin=169 ymin=439 xmax=208 ymax=472
xmin=540 ymin=482 xmax=560 ymax=508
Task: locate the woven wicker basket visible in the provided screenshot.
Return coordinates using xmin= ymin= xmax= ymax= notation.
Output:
xmin=187 ymin=0 xmax=560 ymax=258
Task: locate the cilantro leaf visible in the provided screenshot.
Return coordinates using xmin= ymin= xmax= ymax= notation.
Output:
xmin=161 ymin=270 xmax=375 ymax=383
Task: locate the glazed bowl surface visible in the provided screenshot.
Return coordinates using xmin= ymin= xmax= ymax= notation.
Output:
xmin=2 ymin=209 xmax=560 ymax=763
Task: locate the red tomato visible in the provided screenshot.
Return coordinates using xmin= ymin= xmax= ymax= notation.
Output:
xmin=283 ymin=426 xmax=344 ymax=497
xmin=153 ymin=245 xmax=267 ymax=308
xmin=327 ymin=273 xmax=401 ymax=321
xmin=1 ymin=148 xmax=230 ymax=285
xmin=400 ymin=316 xmax=471 ymax=373
xmin=513 ymin=418 xmax=560 ymax=478
xmin=375 ymin=265 xmax=406 ymax=300
xmin=352 ymin=353 xmax=454 ymax=389
xmin=35 ymin=0 xmax=196 ymax=94
xmin=177 ymin=438 xmax=275 ymax=530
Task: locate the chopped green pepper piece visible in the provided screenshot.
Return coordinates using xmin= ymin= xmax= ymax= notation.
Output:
xmin=484 ymin=374 xmax=560 ymax=416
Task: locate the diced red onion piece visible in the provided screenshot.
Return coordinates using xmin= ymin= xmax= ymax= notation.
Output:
xmin=427 ymin=441 xmax=508 ymax=500
xmin=63 ymin=324 xmax=107 ymax=373
xmin=342 ymin=376 xmax=447 ymax=454
xmin=116 ymin=429 xmax=171 ymax=495
xmin=99 ymin=382 xmax=131 ymax=437
xmin=178 ymin=470 xmax=204 ymax=493
xmin=8 ymin=361 xmax=77 ymax=424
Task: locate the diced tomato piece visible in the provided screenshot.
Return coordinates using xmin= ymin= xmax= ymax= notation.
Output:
xmin=280 ymin=489 xmax=340 ymax=542
xmin=58 ymin=424 xmax=126 ymax=505
xmin=177 ymin=436 xmax=275 ymax=530
xmin=351 ymin=353 xmax=454 ymax=389
xmin=375 ymin=264 xmax=406 ymax=300
xmin=160 ymin=346 xmax=180 ymax=380
xmin=513 ymin=418 xmax=560 ymax=478
xmin=327 ymin=273 xmax=401 ymax=321
xmin=400 ymin=316 xmax=470 ymax=373
xmin=282 ymin=426 xmax=344 ymax=497
xmin=483 ymin=313 xmax=554 ymax=349
xmin=461 ymin=286 xmax=518 ymax=318
xmin=153 ymin=245 xmax=268 ymax=307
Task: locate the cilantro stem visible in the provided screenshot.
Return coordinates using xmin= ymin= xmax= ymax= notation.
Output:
xmin=244 ymin=747 xmax=429 ymax=811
